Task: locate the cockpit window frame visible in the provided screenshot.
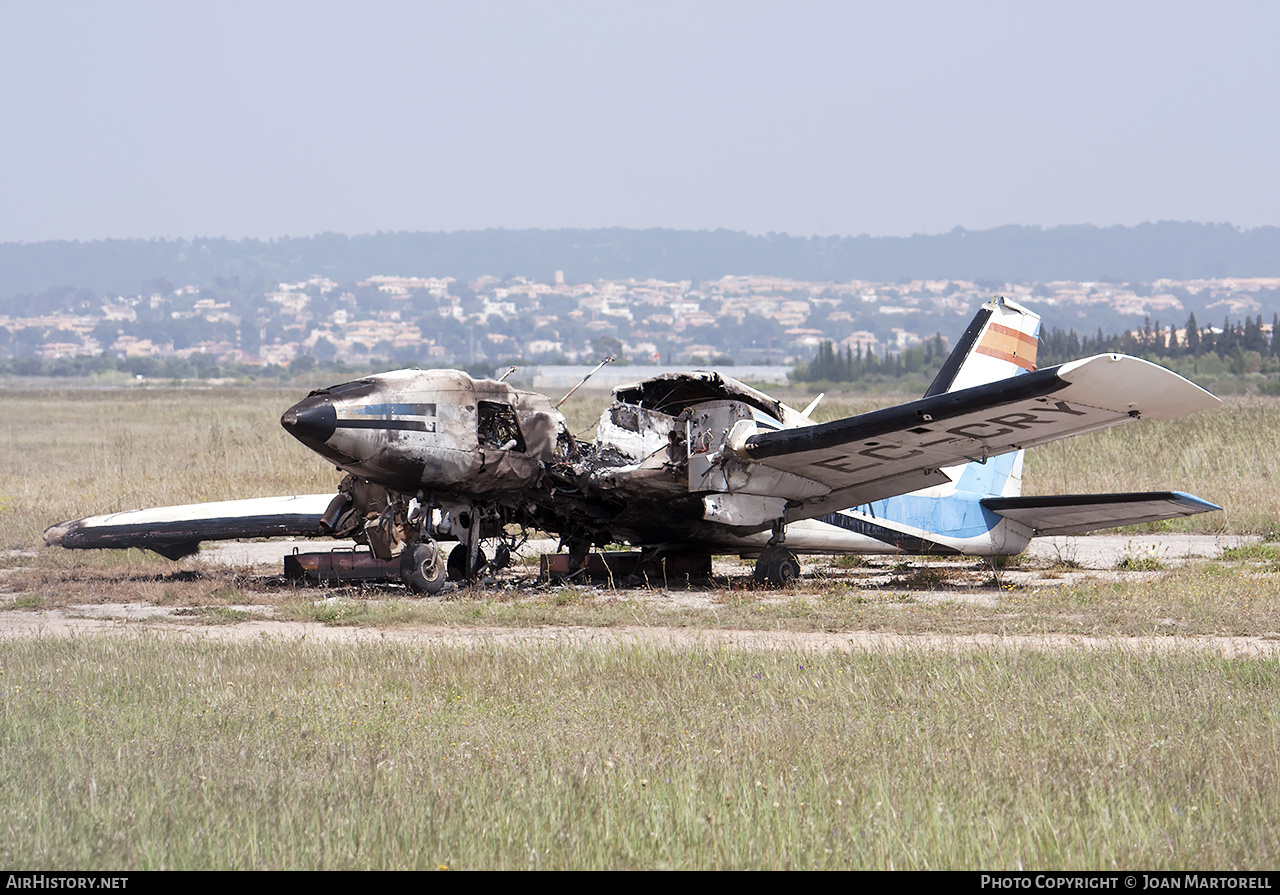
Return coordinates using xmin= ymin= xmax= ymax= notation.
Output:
xmin=476 ymin=400 xmax=527 ymax=452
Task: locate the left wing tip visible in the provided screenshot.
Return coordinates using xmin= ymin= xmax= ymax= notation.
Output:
xmin=1172 ymin=491 xmax=1223 ymax=513
xmin=42 ymin=520 xmax=76 ymax=548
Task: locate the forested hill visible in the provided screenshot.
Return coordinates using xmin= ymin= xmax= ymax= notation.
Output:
xmin=3 ymin=222 xmax=1278 ymax=300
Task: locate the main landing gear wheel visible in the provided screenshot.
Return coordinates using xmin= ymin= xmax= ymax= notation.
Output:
xmin=447 ymin=544 xmax=488 ymax=582
xmin=754 ymin=547 xmax=802 ymax=587
xmin=400 ymin=541 xmax=447 ymax=596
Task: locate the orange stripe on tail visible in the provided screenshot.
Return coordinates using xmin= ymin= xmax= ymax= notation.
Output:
xmin=976 ymin=322 xmax=1038 ymax=371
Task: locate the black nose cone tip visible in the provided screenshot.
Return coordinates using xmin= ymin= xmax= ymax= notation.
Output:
xmin=281 ymin=399 xmax=337 ymax=446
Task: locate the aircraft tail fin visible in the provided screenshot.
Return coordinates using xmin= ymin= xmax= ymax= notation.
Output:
xmin=924 ymin=295 xmax=1041 ymax=397
xmin=928 ymin=296 xmax=1041 ymax=499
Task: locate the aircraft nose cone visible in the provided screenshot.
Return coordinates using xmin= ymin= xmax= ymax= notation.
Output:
xmin=281 ymin=398 xmax=337 ymax=446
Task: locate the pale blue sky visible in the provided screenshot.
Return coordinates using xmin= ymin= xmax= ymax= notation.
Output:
xmin=1 ymin=0 xmax=1276 ymax=242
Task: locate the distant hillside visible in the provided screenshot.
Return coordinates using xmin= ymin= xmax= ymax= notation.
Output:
xmin=2 ymin=223 xmax=1277 ymax=299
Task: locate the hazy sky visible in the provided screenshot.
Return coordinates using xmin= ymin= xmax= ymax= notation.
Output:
xmin=2 ymin=0 xmax=1277 ymax=243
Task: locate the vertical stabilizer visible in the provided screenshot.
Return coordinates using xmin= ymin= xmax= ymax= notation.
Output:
xmin=923 ymin=296 xmax=1041 ymax=397
xmin=927 ymin=296 xmax=1040 ymax=499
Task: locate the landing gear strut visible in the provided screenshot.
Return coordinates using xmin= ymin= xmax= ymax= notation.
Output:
xmin=754 ymin=546 xmax=802 ymax=587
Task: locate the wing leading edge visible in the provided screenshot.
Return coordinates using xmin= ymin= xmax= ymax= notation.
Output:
xmin=43 ymin=494 xmax=334 ymax=559
xmin=739 ymin=353 xmax=1220 ymax=521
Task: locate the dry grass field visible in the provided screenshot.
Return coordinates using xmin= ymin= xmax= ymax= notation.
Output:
xmin=2 ymin=636 xmax=1276 ymax=870
xmin=2 ymin=382 xmax=1278 ymax=869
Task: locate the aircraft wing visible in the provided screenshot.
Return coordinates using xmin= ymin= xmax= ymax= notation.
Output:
xmin=738 ymin=354 xmax=1220 ymax=521
xmin=43 ymin=494 xmax=334 ymax=560
xmin=982 ymin=491 xmax=1221 ymax=536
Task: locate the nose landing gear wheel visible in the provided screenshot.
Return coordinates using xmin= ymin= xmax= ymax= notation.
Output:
xmin=400 ymin=541 xmax=447 ymax=595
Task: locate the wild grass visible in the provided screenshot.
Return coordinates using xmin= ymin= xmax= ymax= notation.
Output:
xmin=1221 ymin=543 xmax=1280 ymax=571
xmin=274 ymin=564 xmax=1280 ymax=638
xmin=1001 ymin=564 xmax=1280 ymax=638
xmin=11 ymin=553 xmax=1277 ymax=639
xmin=1 ymin=637 xmax=1274 ymax=869
xmin=169 ymin=606 xmax=264 ymax=624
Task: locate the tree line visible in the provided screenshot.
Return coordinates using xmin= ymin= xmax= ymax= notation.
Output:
xmin=1036 ymin=313 xmax=1278 ymax=365
xmin=792 ymin=314 xmax=1280 ymax=389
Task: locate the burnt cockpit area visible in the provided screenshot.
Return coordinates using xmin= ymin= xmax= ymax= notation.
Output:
xmin=477 ymin=400 xmax=527 ymax=452
xmin=611 ymin=372 xmax=784 ymax=422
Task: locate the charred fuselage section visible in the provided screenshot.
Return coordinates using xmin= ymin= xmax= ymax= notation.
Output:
xmin=280 ymin=369 xmax=564 ymax=590
xmin=279 ymin=368 xmax=804 ymax=591
xmin=281 ymin=369 xmax=562 ymax=499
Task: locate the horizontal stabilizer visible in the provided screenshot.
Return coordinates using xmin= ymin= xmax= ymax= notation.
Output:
xmin=43 ymin=494 xmax=335 ymax=559
xmin=981 ymin=491 xmax=1221 ymax=536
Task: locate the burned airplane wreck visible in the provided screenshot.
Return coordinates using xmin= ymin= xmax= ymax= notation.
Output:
xmin=46 ymin=298 xmax=1223 ymax=591
xmin=276 ymin=367 xmax=819 ymax=591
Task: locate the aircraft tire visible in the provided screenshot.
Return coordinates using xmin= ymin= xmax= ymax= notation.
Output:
xmin=448 ymin=544 xmax=488 ymax=582
xmin=753 ymin=558 xmax=773 ymax=585
xmin=401 ymin=541 xmax=447 ymax=596
xmin=754 ymin=548 xmax=801 ymax=587
xmin=777 ymin=554 xmax=801 ymax=585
